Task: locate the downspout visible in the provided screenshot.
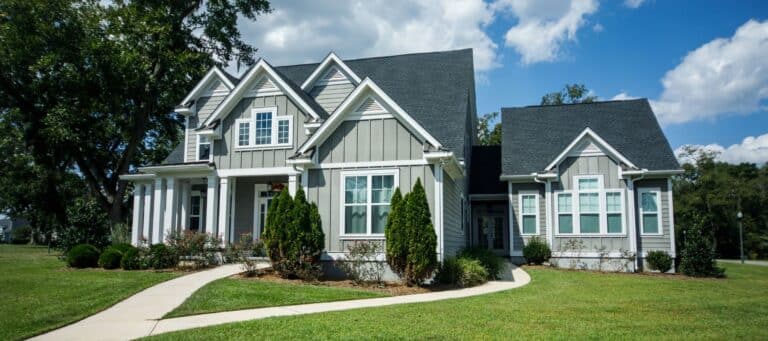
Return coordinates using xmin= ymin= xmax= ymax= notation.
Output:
xmin=533 ymin=176 xmax=553 ymax=248
xmin=626 ymin=169 xmax=646 ymax=271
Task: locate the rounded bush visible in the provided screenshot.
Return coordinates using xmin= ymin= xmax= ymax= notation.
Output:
xmin=457 ymin=257 xmax=488 ymax=288
xmin=646 ymin=250 xmax=673 ymax=273
xmin=523 ymin=236 xmax=552 ymax=265
xmin=147 ymin=243 xmax=178 ymax=269
xmin=66 ymin=244 xmax=100 ymax=268
xmin=121 ymin=247 xmax=143 ymax=270
xmin=459 ymin=247 xmax=504 ymax=279
xmin=98 ymin=248 xmax=123 ymax=270
xmin=111 ymin=243 xmax=133 ymax=254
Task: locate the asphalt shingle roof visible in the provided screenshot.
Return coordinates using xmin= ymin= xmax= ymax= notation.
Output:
xmin=501 ymin=99 xmax=679 ymax=176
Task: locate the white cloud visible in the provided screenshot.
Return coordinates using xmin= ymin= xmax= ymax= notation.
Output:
xmin=651 ymin=19 xmax=768 ymax=125
xmin=233 ymin=0 xmax=499 ymax=73
xmin=592 ymin=23 xmax=604 ymax=32
xmin=675 ymin=133 xmax=768 ymax=165
xmin=494 ymin=0 xmax=598 ymax=64
xmin=611 ymin=92 xmax=639 ymax=100
xmin=623 ymin=0 xmax=646 ymax=9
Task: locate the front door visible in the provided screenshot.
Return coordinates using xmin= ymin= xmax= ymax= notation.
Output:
xmin=472 ymin=202 xmax=508 ymax=255
xmin=254 ymin=191 xmax=274 ymax=239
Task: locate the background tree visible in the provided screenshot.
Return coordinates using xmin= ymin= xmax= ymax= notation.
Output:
xmin=0 ymin=0 xmax=272 ymax=231
xmin=476 ymin=112 xmax=502 ymax=146
xmin=541 ymin=84 xmax=597 ymax=105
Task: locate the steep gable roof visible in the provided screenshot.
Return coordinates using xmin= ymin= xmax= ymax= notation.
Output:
xmin=178 ymin=67 xmax=235 ymax=106
xmin=501 ymin=99 xmax=680 ymax=176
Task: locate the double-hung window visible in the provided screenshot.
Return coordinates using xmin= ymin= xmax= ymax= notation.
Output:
xmin=578 ymin=178 xmax=600 ymax=234
xmin=342 ymin=170 xmax=397 ymax=236
xmin=556 ymin=175 xmax=625 ymax=235
xmin=235 ymin=107 xmax=292 ymax=148
xmin=197 ymin=135 xmax=211 ymax=161
xmin=519 ymin=193 xmax=538 ymax=235
xmin=639 ymin=188 xmax=662 ymax=235
xmin=557 ymin=193 xmax=573 ymax=233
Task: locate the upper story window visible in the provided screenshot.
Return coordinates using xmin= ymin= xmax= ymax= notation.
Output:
xmin=197 ymin=135 xmax=211 ymax=161
xmin=555 ymin=175 xmax=625 ymax=236
xmin=639 ymin=188 xmax=662 ymax=235
xmin=341 ymin=170 xmax=398 ymax=236
xmin=235 ymin=107 xmax=292 ymax=149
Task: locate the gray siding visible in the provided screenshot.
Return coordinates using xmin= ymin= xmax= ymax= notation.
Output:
xmin=510 ymin=183 xmax=546 ymax=251
xmin=305 ymin=165 xmax=435 ymax=253
xmin=186 ymin=96 xmax=226 ymax=161
xmin=635 ymin=178 xmax=673 ymax=255
xmin=443 ymin=172 xmax=465 ymax=257
xmin=310 ymin=83 xmax=354 ymax=113
xmin=317 ymin=119 xmax=424 ymax=163
xmin=213 ymin=95 xmax=309 ymax=169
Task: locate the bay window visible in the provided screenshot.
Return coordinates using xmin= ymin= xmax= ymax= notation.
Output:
xmin=235 ymin=107 xmax=292 ymax=148
xmin=555 ymin=175 xmax=625 ymax=235
xmin=639 ymin=188 xmax=662 ymax=235
xmin=341 ymin=170 xmax=397 ymax=236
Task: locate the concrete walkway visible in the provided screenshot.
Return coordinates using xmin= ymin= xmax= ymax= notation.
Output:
xmin=149 ymin=264 xmax=531 ymax=337
xmin=31 ymin=263 xmax=531 ymax=340
xmin=718 ymin=259 xmax=768 ymax=267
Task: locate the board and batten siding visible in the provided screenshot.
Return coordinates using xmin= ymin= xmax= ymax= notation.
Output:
xmin=213 ymin=95 xmax=309 ymax=169
xmin=635 ymin=178 xmax=672 ymax=255
xmin=549 ymin=155 xmax=631 ymax=253
xmin=305 ymin=165 xmax=436 ymax=253
xmin=186 ymin=95 xmax=226 ymax=161
xmin=317 ymin=119 xmax=424 ymax=163
xmin=510 ymin=183 xmax=546 ymax=252
xmin=443 ymin=172 xmax=466 ymax=257
xmin=310 ymin=83 xmax=354 ymax=113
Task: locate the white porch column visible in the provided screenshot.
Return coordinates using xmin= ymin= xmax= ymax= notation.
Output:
xmin=288 ymin=174 xmax=298 ymax=196
xmin=152 ymin=178 xmax=164 ymax=244
xmin=508 ymin=182 xmax=514 ymax=257
xmin=206 ymin=175 xmax=218 ymax=235
xmin=545 ymin=180 xmax=553 ymax=247
xmin=131 ymin=184 xmax=143 ymax=245
xmin=228 ymin=178 xmax=237 ymax=243
xmin=217 ymin=177 xmax=230 ymax=243
xmin=301 ymin=170 xmax=309 ymax=194
xmin=627 ymin=179 xmax=638 ymax=271
xmin=179 ymin=181 xmax=189 ymax=232
xmin=142 ymin=183 xmax=153 ymax=245
xmin=433 ymin=164 xmax=444 ymax=262
xmin=163 ymin=177 xmax=177 ymax=243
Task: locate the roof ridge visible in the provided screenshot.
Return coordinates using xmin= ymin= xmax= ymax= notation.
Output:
xmin=271 ymin=48 xmax=473 ymax=69
xmin=503 ymin=98 xmax=648 ymax=110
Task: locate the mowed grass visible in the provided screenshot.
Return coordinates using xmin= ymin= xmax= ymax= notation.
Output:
xmin=0 ymin=245 xmax=179 ymax=341
xmin=165 ymin=278 xmax=389 ymax=318
xmin=149 ymin=263 xmax=768 ymax=340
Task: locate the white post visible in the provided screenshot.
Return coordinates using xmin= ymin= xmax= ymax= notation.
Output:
xmin=627 ymin=179 xmax=638 ymax=271
xmin=667 ymin=178 xmax=677 ymax=271
xmin=163 ymin=177 xmax=177 ymax=243
xmin=131 ymin=184 xmax=143 ymax=245
xmin=217 ymin=177 xmax=229 ymax=243
xmin=179 ymin=181 xmax=188 ymax=232
xmin=288 ymin=174 xmax=297 ymax=196
xmin=301 ymin=170 xmax=309 ymax=194
xmin=152 ymin=178 xmax=164 ymax=244
xmin=228 ymin=178 xmax=237 ymax=243
xmin=433 ymin=164 xmax=444 ymax=262
xmin=206 ymin=175 xmax=218 ymax=235
xmin=508 ymin=182 xmax=514 ymax=257
xmin=142 ymin=183 xmax=153 ymax=245
xmin=545 ymin=180 xmax=553 ymax=247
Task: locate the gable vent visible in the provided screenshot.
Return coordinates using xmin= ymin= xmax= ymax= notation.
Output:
xmin=203 ymin=79 xmax=229 ymax=96
xmin=316 ymin=66 xmax=350 ymax=86
xmin=246 ymin=76 xmax=282 ymax=97
xmin=355 ymin=97 xmax=385 ymax=113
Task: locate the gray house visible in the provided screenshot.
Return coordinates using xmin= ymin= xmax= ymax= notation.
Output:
xmin=121 ymin=49 xmax=681 ymax=272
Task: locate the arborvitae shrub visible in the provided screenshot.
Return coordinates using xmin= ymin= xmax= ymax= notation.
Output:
xmin=402 ymin=178 xmax=437 ymax=286
xmin=680 ymin=222 xmax=725 ymax=277
xmin=384 ymin=188 xmax=406 ymax=277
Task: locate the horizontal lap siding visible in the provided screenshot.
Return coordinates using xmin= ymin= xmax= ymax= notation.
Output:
xmin=636 ymin=178 xmax=672 ymax=254
xmin=443 ymin=173 xmax=465 ymax=257
xmin=187 ymin=96 xmax=225 ymax=161
xmin=213 ymin=96 xmax=309 ymax=169
xmin=318 ymin=119 xmax=423 ymax=163
xmin=306 ymin=165 xmax=435 ymax=253
xmin=310 ymin=83 xmax=354 ymax=113
xmin=510 ymin=183 xmax=546 ymax=251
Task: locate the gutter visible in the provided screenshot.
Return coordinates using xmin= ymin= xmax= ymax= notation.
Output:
xmin=499 ymin=172 xmax=557 ymax=182
xmin=137 ymin=163 xmax=215 ymax=173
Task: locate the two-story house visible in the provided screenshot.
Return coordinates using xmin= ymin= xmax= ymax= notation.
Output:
xmin=121 ymin=49 xmax=681 ymax=272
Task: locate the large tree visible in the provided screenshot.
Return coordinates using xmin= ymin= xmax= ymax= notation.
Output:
xmin=476 ymin=112 xmax=502 ymax=146
xmin=0 ymin=0 xmax=271 ymax=226
xmin=541 ymin=84 xmax=597 ymax=105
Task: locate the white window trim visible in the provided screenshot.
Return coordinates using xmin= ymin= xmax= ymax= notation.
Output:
xmin=518 ymin=192 xmax=539 ymax=235
xmin=196 ymin=134 xmax=212 ymax=162
xmin=555 ymin=175 xmax=627 ymax=237
xmin=339 ymin=169 xmax=399 ymax=238
xmin=556 ymin=192 xmax=574 ymax=234
xmin=638 ymin=187 xmax=663 ymax=236
xmin=234 ymin=107 xmax=293 ymax=150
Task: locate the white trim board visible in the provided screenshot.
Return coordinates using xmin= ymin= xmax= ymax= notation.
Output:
xmin=310 ymin=159 xmax=429 ymax=170
xmin=545 ymin=128 xmax=638 ymax=171
xmin=179 ymin=67 xmax=235 ymax=107
xmin=216 ymin=167 xmax=301 ymax=177
xmin=300 ymin=52 xmax=362 ymax=90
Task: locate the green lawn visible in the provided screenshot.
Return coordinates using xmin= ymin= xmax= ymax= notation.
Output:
xmin=165 ymin=278 xmax=389 ymax=318
xmin=0 ymin=245 xmax=179 ymax=341
xmin=149 ymin=263 xmax=768 ymax=340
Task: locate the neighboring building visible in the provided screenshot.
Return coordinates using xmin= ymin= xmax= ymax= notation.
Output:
xmin=120 ymin=49 xmax=680 ymax=272
xmin=0 ymin=217 xmax=29 ymax=243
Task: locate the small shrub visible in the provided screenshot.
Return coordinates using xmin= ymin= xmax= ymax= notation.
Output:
xmin=227 ymin=233 xmax=266 ymax=276
xmin=436 ymin=257 xmax=462 ymax=285
xmin=459 ymin=247 xmax=504 ymax=279
xmin=147 ymin=243 xmax=178 ymax=269
xmin=523 ymin=236 xmax=552 ymax=265
xmin=339 ymin=241 xmax=385 ymax=285
xmin=110 ymin=223 xmax=131 ymax=245
xmin=121 ymin=247 xmax=144 ymax=270
xmin=436 ymin=256 xmax=488 ymax=288
xmin=646 ymin=250 xmax=673 ymax=273
xmin=66 ymin=244 xmax=100 ymax=268
xmin=166 ymin=230 xmax=221 ymax=269
xmin=98 ymin=248 xmax=123 ymax=270
xmin=680 ymin=222 xmax=725 ymax=277
xmin=111 ymin=243 xmax=134 ymax=254
xmin=10 ymin=226 xmax=31 ymax=244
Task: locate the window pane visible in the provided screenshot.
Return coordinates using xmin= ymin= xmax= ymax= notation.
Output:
xmin=371 ymin=175 xmax=394 ymax=203
xmin=277 ymin=119 xmax=289 ymax=144
xmin=191 ymin=196 xmax=201 ymax=215
xmin=578 ymin=178 xmax=598 ymax=190
xmin=558 ymin=215 xmax=573 ymax=233
xmin=522 ymin=195 xmax=536 ymax=214
xmin=607 ymin=213 xmax=622 ymax=233
xmin=641 ymin=192 xmax=658 ymax=212
xmin=371 ymin=205 xmax=390 ymax=234
xmin=579 ymin=193 xmax=599 ymax=212
xmin=580 ymin=214 xmax=599 ymax=233
xmin=522 ymin=216 xmax=537 ymax=234
xmin=557 ymin=194 xmax=572 ymax=212
xmin=344 ymin=206 xmax=367 ymax=234
xmin=344 ymin=176 xmax=367 ymax=203
xmin=643 ymin=213 xmax=659 ymax=233
xmin=606 ymin=192 xmax=621 ymax=212
xmin=198 ymin=143 xmax=210 ymax=160
xmin=255 ymin=112 xmax=272 ymax=145
xmin=238 ymin=122 xmax=250 ymax=146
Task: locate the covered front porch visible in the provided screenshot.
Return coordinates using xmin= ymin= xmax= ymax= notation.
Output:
xmin=123 ymin=165 xmax=303 ymax=246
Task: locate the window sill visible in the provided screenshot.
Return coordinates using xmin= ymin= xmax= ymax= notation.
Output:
xmin=234 ymin=144 xmax=293 ymax=151
xmin=640 ymin=233 xmax=664 ymax=237
xmin=339 ymin=235 xmax=385 ymax=240
xmin=554 ymin=234 xmax=627 ymax=238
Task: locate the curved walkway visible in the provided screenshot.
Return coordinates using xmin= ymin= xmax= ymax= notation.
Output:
xmin=31 ymin=263 xmax=530 ymax=340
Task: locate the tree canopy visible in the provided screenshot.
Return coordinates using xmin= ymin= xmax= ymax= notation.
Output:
xmin=476 ymin=112 xmax=502 ymax=146
xmin=540 ymin=84 xmax=597 ymax=105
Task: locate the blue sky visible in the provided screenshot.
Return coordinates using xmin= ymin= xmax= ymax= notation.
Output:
xmin=236 ymin=0 xmax=768 ymax=164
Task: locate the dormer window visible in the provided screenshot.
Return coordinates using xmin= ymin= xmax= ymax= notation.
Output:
xmin=235 ymin=107 xmax=293 ymax=149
